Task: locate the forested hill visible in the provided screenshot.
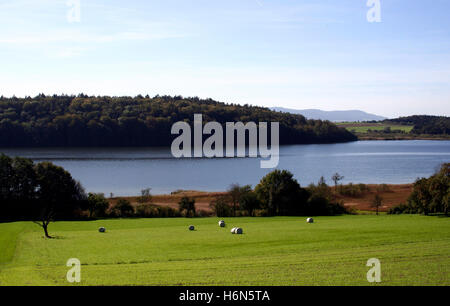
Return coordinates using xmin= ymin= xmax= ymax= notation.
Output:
xmin=385 ymin=115 xmax=450 ymax=135
xmin=0 ymin=94 xmax=356 ymax=147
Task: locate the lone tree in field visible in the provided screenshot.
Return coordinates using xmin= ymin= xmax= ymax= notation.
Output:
xmin=371 ymin=194 xmax=383 ymax=215
xmin=179 ymin=196 xmax=196 ymax=217
xmin=33 ymin=162 xmax=86 ymax=238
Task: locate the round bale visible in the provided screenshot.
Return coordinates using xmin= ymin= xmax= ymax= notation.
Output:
xmin=189 ymin=225 xmax=195 ymax=231
xmin=231 ymin=227 xmax=236 ymax=234
xmin=219 ymin=220 xmax=226 ymax=227
xmin=98 ymin=227 xmax=106 ymax=233
xmin=306 ymin=217 xmax=314 ymax=223
xmin=235 ymin=227 xmax=243 ymax=235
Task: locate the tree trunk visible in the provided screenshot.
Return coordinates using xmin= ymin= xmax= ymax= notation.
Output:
xmin=43 ymin=223 xmax=52 ymax=238
xmin=334 ymin=183 xmax=337 ymax=203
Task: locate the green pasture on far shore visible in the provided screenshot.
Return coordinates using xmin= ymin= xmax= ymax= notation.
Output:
xmin=336 ymin=122 xmax=414 ymax=134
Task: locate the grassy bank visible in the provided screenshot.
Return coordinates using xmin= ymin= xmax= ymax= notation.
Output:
xmin=1 ymin=215 xmax=449 ymax=285
xmin=336 ymin=122 xmax=450 ymax=140
xmin=336 ymin=122 xmax=414 ymax=133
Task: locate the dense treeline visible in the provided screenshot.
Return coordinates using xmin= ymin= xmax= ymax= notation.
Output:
xmin=0 ymin=94 xmax=356 ymax=147
xmin=389 ymin=163 xmax=449 ymax=215
xmin=385 ymin=115 xmax=450 ymax=135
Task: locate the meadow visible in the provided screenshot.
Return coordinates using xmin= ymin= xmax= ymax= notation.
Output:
xmin=336 ymin=122 xmax=414 ymax=133
xmin=0 ymin=215 xmax=449 ymax=286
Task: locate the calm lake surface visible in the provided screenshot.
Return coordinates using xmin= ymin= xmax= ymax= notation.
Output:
xmin=1 ymin=140 xmax=449 ymax=196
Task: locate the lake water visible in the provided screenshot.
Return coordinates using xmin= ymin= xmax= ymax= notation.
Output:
xmin=1 ymin=140 xmax=449 ymax=196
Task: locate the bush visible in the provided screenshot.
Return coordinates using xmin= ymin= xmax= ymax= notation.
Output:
xmin=210 ymin=196 xmax=233 ymax=217
xmin=178 ymin=196 xmax=196 ymax=217
xmin=377 ymin=184 xmax=391 ymax=193
xmin=306 ymin=196 xmax=347 ymax=216
xmin=137 ymin=188 xmax=152 ymax=204
xmin=339 ymin=183 xmax=367 ymax=197
xmin=197 ymin=210 xmax=212 ymax=217
xmin=253 ymin=209 xmax=270 ymax=217
xmin=307 ymin=176 xmax=332 ymax=200
xmin=330 ymin=201 xmax=348 ymax=215
xmin=156 ymin=206 xmax=180 ymax=218
xmin=87 ymin=193 xmax=109 ymax=218
xmin=239 ymin=191 xmax=261 ymax=217
xmin=408 ymin=164 xmax=449 ymax=215
xmin=135 ymin=203 xmax=156 ymax=217
xmin=338 ymin=183 xmax=371 ymax=197
xmin=228 ymin=184 xmax=252 ymax=217
xmin=111 ymin=199 xmax=134 ymax=217
xmin=388 ymin=203 xmax=414 ymax=215
xmin=390 ymin=163 xmax=449 ymax=215
xmin=358 ymin=183 xmax=370 ymax=193
xmin=135 ymin=203 xmax=181 ymax=218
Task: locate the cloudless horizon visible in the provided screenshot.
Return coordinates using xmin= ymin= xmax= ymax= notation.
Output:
xmin=1 ymin=0 xmax=449 ymax=118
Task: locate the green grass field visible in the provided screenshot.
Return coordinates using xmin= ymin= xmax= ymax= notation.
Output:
xmin=336 ymin=122 xmax=414 ymax=134
xmin=0 ymin=215 xmax=449 ymax=286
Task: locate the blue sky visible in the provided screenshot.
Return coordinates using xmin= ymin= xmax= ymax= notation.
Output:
xmin=0 ymin=0 xmax=449 ymax=117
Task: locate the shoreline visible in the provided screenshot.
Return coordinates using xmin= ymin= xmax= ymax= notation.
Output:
xmin=357 ymin=135 xmax=450 ymax=141
xmin=111 ymin=183 xmax=414 ymax=213
xmin=1 ymin=138 xmax=449 ymax=153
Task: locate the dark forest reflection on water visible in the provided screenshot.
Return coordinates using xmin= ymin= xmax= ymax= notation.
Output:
xmin=1 ymin=140 xmax=449 ymax=196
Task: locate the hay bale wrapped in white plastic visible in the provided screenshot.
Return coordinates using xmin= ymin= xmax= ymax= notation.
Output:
xmin=98 ymin=227 xmax=106 ymax=233
xmin=219 ymin=220 xmax=225 ymax=227
xmin=231 ymin=227 xmax=236 ymax=234
xmin=235 ymin=227 xmax=243 ymax=235
xmin=306 ymin=217 xmax=314 ymax=223
xmin=189 ymin=225 xmax=195 ymax=231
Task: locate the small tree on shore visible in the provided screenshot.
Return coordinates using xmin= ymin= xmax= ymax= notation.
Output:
xmin=138 ymin=188 xmax=152 ymax=204
xmin=332 ymin=172 xmax=344 ymax=201
xmin=371 ymin=194 xmax=383 ymax=215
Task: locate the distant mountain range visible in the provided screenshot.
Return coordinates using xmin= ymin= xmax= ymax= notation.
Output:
xmin=271 ymin=107 xmax=387 ymax=122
